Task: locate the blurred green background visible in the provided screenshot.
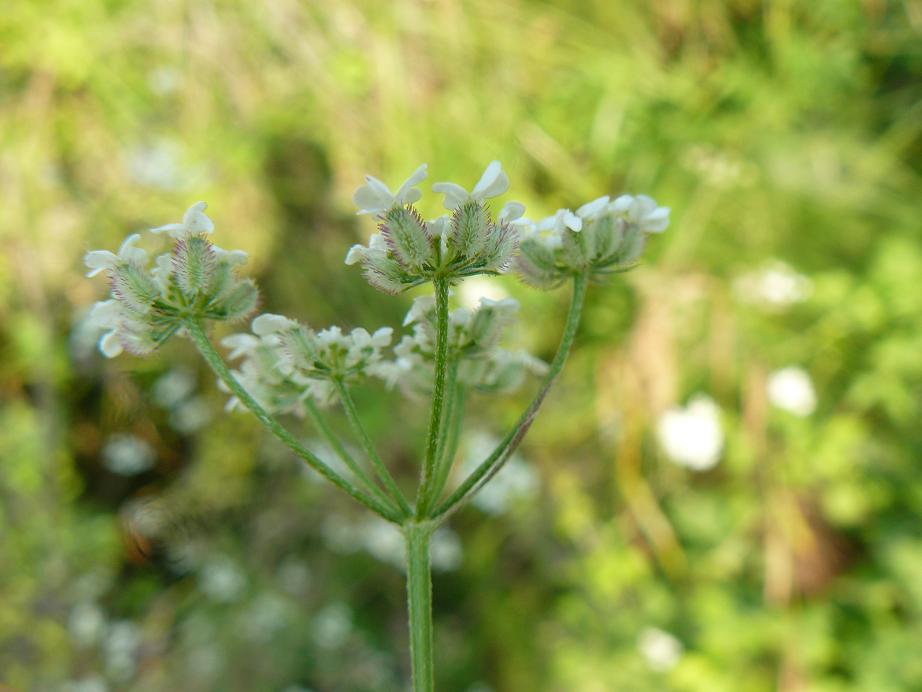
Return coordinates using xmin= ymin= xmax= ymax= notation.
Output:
xmin=3 ymin=1 xmax=922 ymax=690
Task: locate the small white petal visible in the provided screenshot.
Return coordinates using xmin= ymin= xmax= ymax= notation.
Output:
xmin=576 ymin=196 xmax=610 ymax=219
xmin=393 ymin=164 xmax=428 ymax=205
xmin=99 ymin=331 xmax=124 ymax=358
xmin=563 ymin=210 xmax=582 ymax=232
xmin=252 ymin=313 xmax=296 ymax=336
xmin=181 ymin=202 xmax=214 ymax=234
xmin=431 ymin=182 xmax=470 ymax=210
xmin=498 ymin=201 xmax=526 ymax=223
xmin=471 ymin=160 xmax=509 ymax=200
xmin=84 ymin=250 xmax=118 ymax=277
xmin=344 ymin=244 xmax=367 ymax=266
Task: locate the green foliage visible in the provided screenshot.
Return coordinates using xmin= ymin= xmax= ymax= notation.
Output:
xmin=2 ymin=0 xmax=921 ymax=690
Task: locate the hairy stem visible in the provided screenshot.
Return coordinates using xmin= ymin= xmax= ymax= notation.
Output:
xmin=335 ymin=379 xmax=412 ymax=517
xmin=404 ymin=521 xmax=434 ymax=692
xmin=430 ymin=382 xmax=465 ymax=507
xmin=303 ymin=397 xmax=398 ymax=513
xmin=433 ymin=271 xmax=588 ymax=519
xmin=416 ymin=278 xmax=451 ymax=518
xmin=185 ymin=319 xmax=403 ymax=523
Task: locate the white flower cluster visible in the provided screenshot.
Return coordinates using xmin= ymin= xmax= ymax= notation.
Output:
xmin=346 ymin=162 xmax=526 ymax=294
xmin=656 ymin=394 xmax=723 ymax=471
xmin=375 ymin=295 xmax=548 ymax=397
xmin=347 ymin=161 xmax=668 ymax=293
xmin=220 ymin=313 xmax=394 ymax=410
xmin=515 ymin=193 xmax=670 ymax=288
xmin=84 ymin=203 xmax=256 ymax=357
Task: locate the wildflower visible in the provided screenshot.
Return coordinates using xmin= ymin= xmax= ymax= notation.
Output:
xmin=150 ymin=201 xmax=214 ymax=239
xmin=347 ymin=162 xmax=521 ymax=293
xmin=767 ymin=366 xmax=816 ymax=416
xmin=656 ymin=395 xmax=723 ymax=471
xmin=432 ymin=160 xmax=510 ymax=210
xmin=515 ymin=192 xmax=670 ymax=289
xmin=83 ymin=202 xmax=258 ymax=358
xmin=102 ymin=434 xmax=156 ymax=475
xmin=610 ymin=194 xmax=670 ymax=233
xmin=352 ymin=164 xmax=428 ymax=215
xmin=638 ymin=627 xmax=683 ymax=672
xmin=84 ymin=234 xmax=147 ymax=277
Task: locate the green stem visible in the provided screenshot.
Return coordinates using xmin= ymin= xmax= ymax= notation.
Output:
xmin=303 ymin=397 xmax=398 ymax=513
xmin=430 ymin=383 xmax=465 ymax=506
xmin=416 ymin=278 xmax=451 ymax=518
xmin=404 ymin=521 xmax=434 ymax=692
xmin=433 ymin=271 xmax=588 ymax=520
xmin=185 ymin=319 xmax=403 ymax=523
xmin=335 ymin=379 xmax=413 ymax=517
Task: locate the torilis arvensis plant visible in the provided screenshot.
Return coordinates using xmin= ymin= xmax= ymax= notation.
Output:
xmin=84 ymin=161 xmax=670 ymax=690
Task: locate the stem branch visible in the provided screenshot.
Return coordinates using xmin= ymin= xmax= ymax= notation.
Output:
xmin=185 ymin=319 xmax=403 ymax=523
xmin=404 ymin=521 xmax=434 ymax=692
xmin=433 ymin=271 xmax=588 ymax=519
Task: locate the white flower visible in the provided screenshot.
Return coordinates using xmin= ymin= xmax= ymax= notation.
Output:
xmin=497 ymin=200 xmax=526 ymax=223
xmin=403 ymin=295 xmax=436 ymax=326
xmin=638 ymin=627 xmax=683 ymax=672
xmin=575 ymin=195 xmax=611 ymax=220
xmin=656 ymin=395 xmax=723 ymax=471
xmin=733 ymin=261 xmax=812 ymax=309
xmin=432 ymin=160 xmax=511 ymax=210
xmin=611 ymin=194 xmax=670 ymax=233
xmin=150 ymin=201 xmax=214 ymax=239
xmin=538 ymin=208 xmax=583 ymax=233
xmin=352 ymin=163 xmax=428 ymax=215
xmin=221 ymin=333 xmax=261 ymax=360
xmin=103 ymin=434 xmax=156 ymax=475
xmin=252 ymin=313 xmax=296 ymax=335
xmin=84 ymin=234 xmax=147 ymax=277
xmin=87 ymin=300 xmax=124 ymax=358
xmin=767 ymin=366 xmax=816 ymax=416
xmin=344 ymin=232 xmax=388 ymax=265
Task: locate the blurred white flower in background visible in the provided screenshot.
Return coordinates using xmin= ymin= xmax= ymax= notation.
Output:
xmin=63 ymin=677 xmax=109 ymax=692
xmin=457 ymin=275 xmax=511 ymax=310
xmin=199 ymin=557 xmax=246 ymax=602
xmin=638 ymin=627 xmax=683 ymax=672
xmin=104 ymin=620 xmax=142 ymax=682
xmin=312 ymin=602 xmax=352 ymax=649
xmin=458 ymin=432 xmax=539 ymax=514
xmin=102 ymin=434 xmax=155 ymax=476
xmin=656 ymin=395 xmax=723 ymax=471
xmin=733 ymin=261 xmax=813 ymax=310
xmin=767 ymin=366 xmax=817 ymax=416
xmin=69 ymin=602 xmax=106 ymax=647
xmin=325 ymin=517 xmax=463 ymax=572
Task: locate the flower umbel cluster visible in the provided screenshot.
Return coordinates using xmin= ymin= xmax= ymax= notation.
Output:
xmin=515 ymin=194 xmax=670 ymax=288
xmin=346 ymin=162 xmax=524 ymax=294
xmin=84 ymin=203 xmax=257 ymax=357
xmin=220 ymin=314 xmax=394 ymax=410
xmin=83 ymin=160 xmax=672 ymax=692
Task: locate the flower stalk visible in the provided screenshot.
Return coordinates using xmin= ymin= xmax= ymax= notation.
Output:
xmin=404 ymin=521 xmax=435 ymax=692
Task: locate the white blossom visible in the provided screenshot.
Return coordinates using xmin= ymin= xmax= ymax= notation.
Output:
xmin=84 ymin=234 xmax=146 ymax=277
xmin=610 ymin=194 xmax=670 ymax=233
xmin=767 ymin=366 xmax=816 ymax=416
xmin=352 ymin=163 xmax=428 ymax=215
xmin=102 ymin=434 xmax=156 ymax=475
xmin=150 ymin=201 xmax=214 ymax=239
xmin=638 ymin=627 xmax=683 ymax=672
xmin=656 ymin=395 xmax=723 ymax=471
xmin=252 ymin=313 xmax=297 ymax=336
xmin=432 ymin=160 xmax=511 ymax=210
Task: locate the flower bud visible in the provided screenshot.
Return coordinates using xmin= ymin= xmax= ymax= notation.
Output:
xmin=172 ymin=235 xmax=216 ymax=296
xmin=449 ymin=200 xmax=489 ymax=259
xmin=380 ymin=206 xmax=432 ymax=271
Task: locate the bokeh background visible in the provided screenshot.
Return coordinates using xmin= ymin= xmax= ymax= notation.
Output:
xmin=3 ymin=1 xmax=922 ymax=690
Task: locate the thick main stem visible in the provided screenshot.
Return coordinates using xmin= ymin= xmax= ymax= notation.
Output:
xmin=184 ymin=319 xmax=403 ymax=523
xmin=404 ymin=521 xmax=434 ymax=692
xmin=433 ymin=271 xmax=589 ymax=519
xmin=416 ymin=278 xmax=451 ymax=517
